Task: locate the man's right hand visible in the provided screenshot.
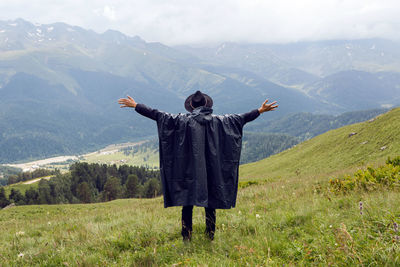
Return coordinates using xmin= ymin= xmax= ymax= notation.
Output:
xmin=118 ymin=95 xmax=137 ymax=108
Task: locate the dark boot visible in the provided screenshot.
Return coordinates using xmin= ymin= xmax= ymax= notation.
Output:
xmin=205 ymin=207 xmax=216 ymax=240
xmin=181 ymin=206 xmax=193 ymax=241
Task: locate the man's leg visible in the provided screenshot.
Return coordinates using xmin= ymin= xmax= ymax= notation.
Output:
xmin=205 ymin=207 xmax=216 ymax=240
xmin=181 ymin=206 xmax=193 ymax=241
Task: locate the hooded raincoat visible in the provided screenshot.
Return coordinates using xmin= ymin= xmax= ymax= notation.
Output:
xmin=135 ymin=104 xmax=259 ymax=209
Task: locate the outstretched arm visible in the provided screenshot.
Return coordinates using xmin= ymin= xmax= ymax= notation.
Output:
xmin=241 ymin=98 xmax=279 ymax=124
xmin=118 ymin=95 xmax=164 ymax=121
xmin=258 ymin=99 xmax=278 ymax=114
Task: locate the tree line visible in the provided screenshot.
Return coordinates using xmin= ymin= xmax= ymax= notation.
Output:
xmin=0 ymin=162 xmax=161 ymax=208
xmin=6 ymin=168 xmax=57 ymax=185
xmin=0 ymin=165 xmax=21 ymax=186
xmin=240 ymin=132 xmax=299 ymax=164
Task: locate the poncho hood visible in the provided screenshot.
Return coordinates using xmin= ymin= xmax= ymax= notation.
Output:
xmin=191 ymin=106 xmax=213 ymax=124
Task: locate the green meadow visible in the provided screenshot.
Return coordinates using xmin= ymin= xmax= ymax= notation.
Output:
xmin=1 ymin=108 xmax=400 ymax=266
xmin=3 ymin=176 xmax=53 ymax=198
xmin=83 ymin=149 xmax=159 ymax=168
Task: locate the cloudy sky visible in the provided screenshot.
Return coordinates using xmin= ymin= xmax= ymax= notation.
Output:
xmin=0 ymin=0 xmax=399 ymax=45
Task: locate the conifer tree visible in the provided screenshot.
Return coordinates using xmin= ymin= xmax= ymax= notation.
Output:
xmin=0 ymin=187 xmax=10 ymax=208
xmin=25 ymin=187 xmax=39 ymax=205
xmin=125 ymin=174 xmax=139 ymax=198
xmin=76 ymin=182 xmax=92 ymax=203
xmin=103 ymin=177 xmax=121 ymax=201
xmin=9 ymin=188 xmax=25 ymax=205
xmin=143 ymin=178 xmax=161 ymax=198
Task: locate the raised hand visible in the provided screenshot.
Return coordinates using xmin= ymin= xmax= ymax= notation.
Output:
xmin=258 ymin=99 xmax=278 ymax=114
xmin=118 ymin=95 xmax=137 ymax=108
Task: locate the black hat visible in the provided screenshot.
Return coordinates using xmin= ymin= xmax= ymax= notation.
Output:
xmin=184 ymin=90 xmax=213 ymax=112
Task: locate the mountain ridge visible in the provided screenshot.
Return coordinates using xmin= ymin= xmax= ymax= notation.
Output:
xmin=1 ymin=18 xmax=400 ymax=163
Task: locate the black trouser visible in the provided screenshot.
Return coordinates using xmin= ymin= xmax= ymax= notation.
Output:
xmin=181 ymin=206 xmax=216 ymax=240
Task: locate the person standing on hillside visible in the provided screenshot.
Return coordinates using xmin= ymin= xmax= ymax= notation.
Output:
xmin=118 ymin=91 xmax=278 ymax=241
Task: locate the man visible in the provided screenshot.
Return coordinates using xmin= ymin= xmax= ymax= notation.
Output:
xmin=118 ymin=91 xmax=278 ymax=241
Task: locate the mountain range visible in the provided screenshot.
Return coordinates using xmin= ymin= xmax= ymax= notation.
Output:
xmin=0 ymin=18 xmax=399 ymax=163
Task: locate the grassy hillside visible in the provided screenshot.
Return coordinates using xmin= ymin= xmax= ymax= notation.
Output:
xmin=240 ymin=107 xmax=400 ymax=181
xmin=247 ymin=108 xmax=387 ymax=141
xmin=1 ymin=108 xmax=400 ymax=265
xmin=3 ymin=176 xmax=53 ymax=198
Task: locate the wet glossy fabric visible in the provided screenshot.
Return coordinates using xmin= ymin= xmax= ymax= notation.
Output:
xmin=136 ymin=105 xmax=250 ymax=209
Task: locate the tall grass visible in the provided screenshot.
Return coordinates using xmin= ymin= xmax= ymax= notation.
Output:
xmin=1 ymin=174 xmax=400 ymax=266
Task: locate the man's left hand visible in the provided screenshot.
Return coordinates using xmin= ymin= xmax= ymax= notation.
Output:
xmin=258 ymin=99 xmax=278 ymax=114
xmin=118 ymin=95 xmax=137 ymax=108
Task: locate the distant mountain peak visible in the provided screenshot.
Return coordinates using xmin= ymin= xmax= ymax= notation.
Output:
xmin=0 ymin=18 xmax=148 ymax=49
xmin=101 ymin=29 xmax=146 ymax=45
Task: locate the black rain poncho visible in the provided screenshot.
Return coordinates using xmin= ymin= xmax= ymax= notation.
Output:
xmin=135 ymin=104 xmax=259 ymax=209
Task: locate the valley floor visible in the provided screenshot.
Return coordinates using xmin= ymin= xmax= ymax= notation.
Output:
xmin=3 ymin=141 xmax=150 ymax=173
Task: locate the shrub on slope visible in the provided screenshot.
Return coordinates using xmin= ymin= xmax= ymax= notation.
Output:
xmin=330 ymin=156 xmax=400 ymax=193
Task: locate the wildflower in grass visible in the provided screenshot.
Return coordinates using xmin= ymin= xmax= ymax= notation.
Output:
xmin=15 ymin=231 xmax=25 ymax=236
xmin=18 ymin=253 xmax=24 ymax=258
xmin=359 ymin=201 xmax=363 ymax=215
xmin=256 ymin=214 xmax=260 ymax=219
